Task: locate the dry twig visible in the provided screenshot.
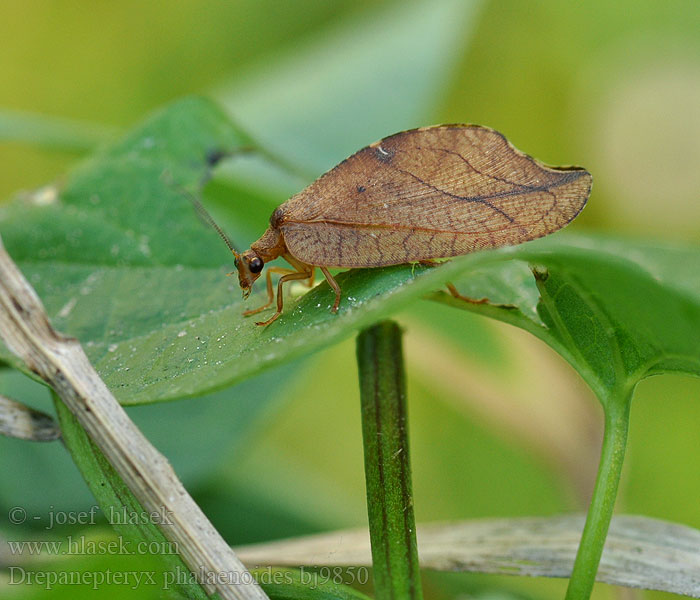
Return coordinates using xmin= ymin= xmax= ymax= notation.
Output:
xmin=235 ymin=515 xmax=700 ymax=597
xmin=0 ymin=234 xmax=267 ymax=600
xmin=0 ymin=393 xmax=61 ymax=441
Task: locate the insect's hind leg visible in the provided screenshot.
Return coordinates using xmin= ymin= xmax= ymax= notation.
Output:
xmin=319 ymin=267 xmax=341 ymax=313
xmin=305 ymin=268 xmax=316 ymax=288
xmin=417 ymin=260 xmax=488 ymax=305
xmin=445 ymin=283 xmax=489 ymax=305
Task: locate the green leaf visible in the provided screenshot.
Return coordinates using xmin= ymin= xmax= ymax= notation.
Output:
xmin=0 ymin=94 xmax=522 ymax=406
xmin=1 ymin=98 xmax=698 ymax=412
xmin=430 ymin=234 xmax=700 ymax=598
xmin=1 ymin=91 xmax=698 ymax=600
xmin=0 ymin=96 xmax=259 ymax=404
xmin=432 ymin=235 xmax=700 ymax=399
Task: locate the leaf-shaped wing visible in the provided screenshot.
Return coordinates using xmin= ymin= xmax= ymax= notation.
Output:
xmin=276 ymin=126 xmax=591 ymax=267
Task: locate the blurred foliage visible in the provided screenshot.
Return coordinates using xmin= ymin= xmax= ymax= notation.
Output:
xmin=1 ymin=1 xmax=699 ymax=599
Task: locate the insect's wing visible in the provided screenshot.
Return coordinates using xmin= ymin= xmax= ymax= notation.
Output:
xmin=278 ymin=126 xmax=592 ymax=268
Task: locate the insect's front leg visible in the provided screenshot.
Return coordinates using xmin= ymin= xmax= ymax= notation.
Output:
xmin=243 ymin=266 xmax=295 ymax=316
xmin=256 ymin=265 xmax=314 ymax=326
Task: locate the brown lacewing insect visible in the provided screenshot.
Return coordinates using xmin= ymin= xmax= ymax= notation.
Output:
xmin=195 ymin=125 xmax=591 ymax=326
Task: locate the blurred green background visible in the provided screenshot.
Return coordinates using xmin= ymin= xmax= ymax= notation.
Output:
xmin=1 ymin=1 xmax=699 ymax=599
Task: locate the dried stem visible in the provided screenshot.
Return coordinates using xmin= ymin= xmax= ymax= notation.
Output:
xmin=0 ymin=393 xmax=61 ymax=441
xmin=233 ymin=515 xmax=700 ymax=598
xmin=0 ymin=234 xmax=267 ymax=600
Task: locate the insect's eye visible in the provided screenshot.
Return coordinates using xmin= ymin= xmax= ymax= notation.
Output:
xmin=248 ymin=257 xmax=264 ymax=273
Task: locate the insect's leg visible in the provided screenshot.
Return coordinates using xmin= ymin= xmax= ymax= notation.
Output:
xmin=243 ymin=267 xmax=295 ymax=316
xmin=283 ymin=254 xmax=316 ymax=288
xmin=414 ymin=261 xmax=487 ymax=304
xmin=416 ymin=261 xmax=486 ymax=304
xmin=319 ymin=267 xmax=342 ymax=313
xmin=446 ymin=283 xmax=489 ymax=305
xmin=256 ymin=266 xmax=313 ymax=327
xmin=305 ymin=268 xmax=316 ymax=288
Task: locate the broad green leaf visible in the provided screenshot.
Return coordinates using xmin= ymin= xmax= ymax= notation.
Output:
xmin=0 ymin=95 xmax=517 ymax=406
xmin=0 ymin=97 xmax=257 ymax=404
xmin=433 ymin=236 xmax=700 ymax=401
xmin=430 ymin=235 xmax=700 ymax=598
xmin=1 ymin=98 xmax=698 ymax=410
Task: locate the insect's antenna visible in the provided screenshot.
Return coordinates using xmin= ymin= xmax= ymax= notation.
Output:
xmin=186 ymin=190 xmax=241 ymax=261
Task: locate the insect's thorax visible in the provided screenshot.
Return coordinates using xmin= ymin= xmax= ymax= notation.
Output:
xmin=250 ymin=226 xmax=287 ymax=263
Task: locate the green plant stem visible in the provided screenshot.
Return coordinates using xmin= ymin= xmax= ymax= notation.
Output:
xmin=356 ymin=321 xmax=423 ymax=600
xmin=565 ymin=391 xmax=632 ymax=600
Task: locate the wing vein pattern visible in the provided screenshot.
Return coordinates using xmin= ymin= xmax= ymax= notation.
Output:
xmin=277 ymin=126 xmax=591 ymax=268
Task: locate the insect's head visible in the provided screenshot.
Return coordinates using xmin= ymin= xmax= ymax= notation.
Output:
xmin=185 ymin=192 xmax=263 ymax=298
xmin=234 ymin=249 xmax=264 ymax=298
